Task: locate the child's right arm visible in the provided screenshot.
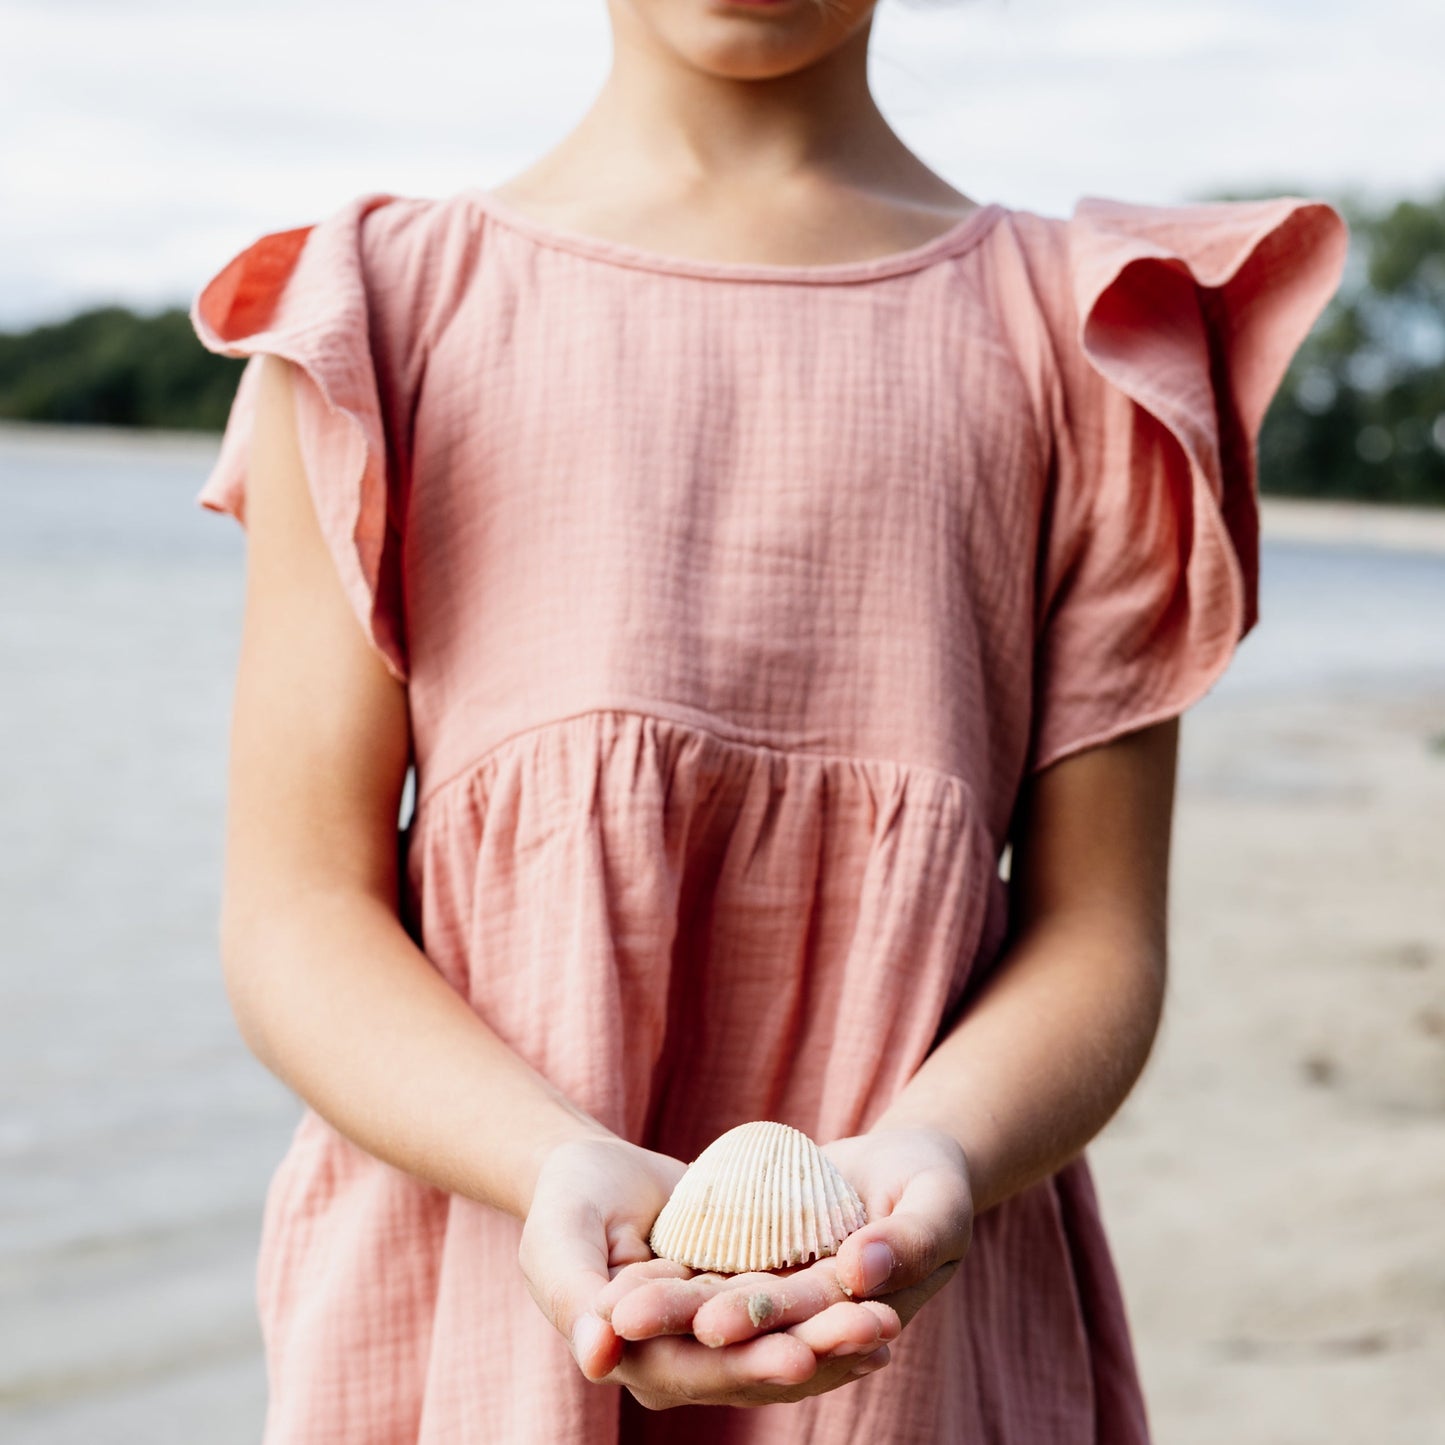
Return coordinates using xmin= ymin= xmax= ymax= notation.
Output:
xmin=219 ymin=356 xmax=891 ymax=1402
xmin=216 ymin=354 xmax=617 ymax=1221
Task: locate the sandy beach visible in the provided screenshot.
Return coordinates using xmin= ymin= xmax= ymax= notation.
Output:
xmin=1 ymin=420 xmax=1442 ymax=1441
xmin=1093 ymin=684 xmax=1445 ymax=1443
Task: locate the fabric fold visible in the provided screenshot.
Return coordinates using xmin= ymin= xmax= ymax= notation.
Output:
xmin=1027 ymin=195 xmax=1349 ymax=774
xmin=190 ymin=191 xmax=411 ymax=682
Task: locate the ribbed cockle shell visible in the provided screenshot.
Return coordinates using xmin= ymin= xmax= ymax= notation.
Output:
xmin=649 ymin=1120 xmax=868 ymax=1274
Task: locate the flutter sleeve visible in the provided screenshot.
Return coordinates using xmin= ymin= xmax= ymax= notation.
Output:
xmin=1025 ymin=193 xmax=1349 ymax=775
xmin=189 ymin=191 xmax=421 ymax=683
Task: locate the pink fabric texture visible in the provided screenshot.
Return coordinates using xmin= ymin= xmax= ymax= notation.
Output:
xmin=191 ymin=185 xmax=1348 ymax=1443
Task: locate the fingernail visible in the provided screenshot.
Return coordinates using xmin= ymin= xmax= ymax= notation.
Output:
xmin=571 ymin=1314 xmax=606 ymax=1374
xmin=860 ymin=1241 xmax=894 ymax=1294
xmin=850 ymin=1345 xmax=891 ymax=1377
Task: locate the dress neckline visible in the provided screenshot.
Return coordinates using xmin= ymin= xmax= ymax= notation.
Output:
xmin=455 ymin=186 xmax=1008 ymax=284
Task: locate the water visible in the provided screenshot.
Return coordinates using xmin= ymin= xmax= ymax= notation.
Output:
xmin=1227 ymin=541 xmax=1445 ymax=700
xmin=1 ymin=430 xmax=286 ymax=1440
xmin=1 ymin=426 xmax=1443 ymax=1441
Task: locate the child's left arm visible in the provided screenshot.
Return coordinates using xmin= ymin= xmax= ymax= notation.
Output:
xmin=607 ymin=714 xmax=1176 ymax=1356
xmin=865 ymin=707 xmax=1177 ymax=1218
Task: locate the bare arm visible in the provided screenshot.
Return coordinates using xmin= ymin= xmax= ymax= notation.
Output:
xmin=216 ymin=355 xmax=612 ymax=1222
xmin=870 ymin=718 xmax=1176 ymax=1214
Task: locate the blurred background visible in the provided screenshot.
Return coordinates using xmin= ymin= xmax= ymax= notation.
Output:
xmin=2 ymin=1 xmax=1442 ymax=1441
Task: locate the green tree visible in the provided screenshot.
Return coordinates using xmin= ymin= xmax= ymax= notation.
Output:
xmin=1203 ymin=185 xmax=1445 ymax=506
xmin=0 ymin=305 xmax=241 ymax=429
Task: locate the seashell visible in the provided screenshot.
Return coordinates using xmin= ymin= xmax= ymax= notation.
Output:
xmin=649 ymin=1120 xmax=867 ymax=1274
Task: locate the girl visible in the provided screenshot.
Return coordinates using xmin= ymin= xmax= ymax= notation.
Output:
xmin=191 ymin=0 xmax=1347 ymax=1439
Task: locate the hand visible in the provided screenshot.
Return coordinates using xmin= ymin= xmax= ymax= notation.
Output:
xmin=518 ymin=1134 xmax=684 ymax=1381
xmin=595 ymin=1260 xmax=902 ymax=1409
xmin=523 ymin=1134 xmax=898 ymax=1409
xmin=822 ymin=1125 xmax=974 ymax=1326
xmin=600 ymin=1126 xmax=974 ymax=1370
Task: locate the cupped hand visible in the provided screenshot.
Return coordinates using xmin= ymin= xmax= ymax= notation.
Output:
xmin=593 ymin=1259 xmax=902 ymax=1409
xmin=518 ymin=1134 xmax=684 ymax=1381
xmin=600 ymin=1126 xmax=974 ymax=1361
xmin=525 ymin=1132 xmax=895 ymax=1404
xmin=523 ymin=1133 xmax=900 ymax=1410
xmin=822 ymin=1125 xmax=975 ymax=1328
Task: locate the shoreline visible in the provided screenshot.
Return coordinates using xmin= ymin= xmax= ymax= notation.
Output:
xmin=0 ymin=418 xmax=222 ymax=461
xmin=4 ymin=418 xmax=1445 ymax=554
xmin=1257 ymin=495 xmax=1445 ymax=554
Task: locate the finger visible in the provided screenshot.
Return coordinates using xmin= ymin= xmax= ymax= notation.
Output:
xmin=690 ymin=1259 xmax=853 ymax=1347
xmin=594 ymin=1258 xmax=694 ymax=1320
xmin=849 ymin=1343 xmax=892 ymax=1379
xmin=608 ymin=1226 xmax=661 ymax=1269
xmin=832 ymin=1167 xmax=972 ymax=1300
xmin=615 ymin=1326 xmax=819 ymax=1405
xmin=609 ymin=1270 xmax=744 ymax=1339
xmin=786 ymin=1300 xmax=897 ymax=1358
xmin=569 ymin=1311 xmax=621 ymax=1383
xmin=607 ymin=1183 xmax=684 ymax=1270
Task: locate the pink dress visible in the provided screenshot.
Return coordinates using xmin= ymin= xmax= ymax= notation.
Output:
xmin=191 ymin=183 xmax=1347 ymax=1443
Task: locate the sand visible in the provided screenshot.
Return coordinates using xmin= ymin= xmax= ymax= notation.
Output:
xmin=1091 ymin=495 xmax=1445 ymax=1444
xmin=1090 ymin=680 xmax=1445 ymax=1443
xmin=1259 ymin=494 xmax=1445 ymax=554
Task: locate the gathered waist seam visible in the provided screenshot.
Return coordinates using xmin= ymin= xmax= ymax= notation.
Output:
xmin=411 ymin=702 xmax=985 ymax=820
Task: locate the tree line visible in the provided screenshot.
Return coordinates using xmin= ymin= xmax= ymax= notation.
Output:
xmin=0 ymin=186 xmax=1441 ymax=506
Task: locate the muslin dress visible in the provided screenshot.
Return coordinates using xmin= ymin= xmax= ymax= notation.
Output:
xmin=191 ymin=183 xmax=1347 ymax=1444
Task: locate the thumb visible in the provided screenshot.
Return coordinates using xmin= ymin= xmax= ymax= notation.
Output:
xmin=835 ymin=1167 xmax=973 ymax=1299
xmin=519 ymin=1210 xmax=623 ymax=1382
xmin=568 ymin=1307 xmax=621 ymax=1383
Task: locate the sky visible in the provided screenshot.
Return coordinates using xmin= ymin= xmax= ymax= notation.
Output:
xmin=1 ymin=0 xmax=1440 ymax=330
